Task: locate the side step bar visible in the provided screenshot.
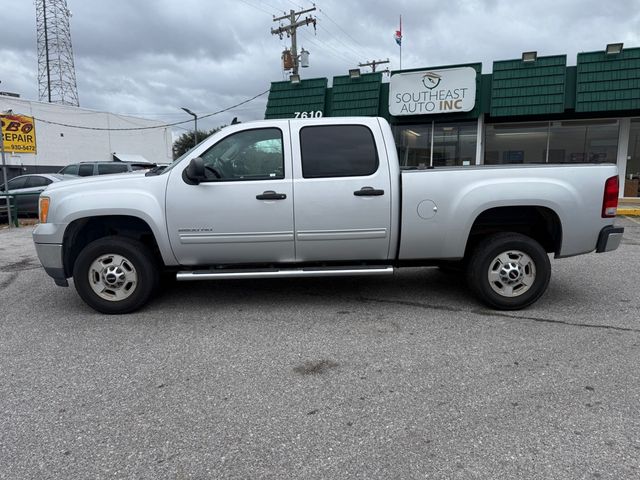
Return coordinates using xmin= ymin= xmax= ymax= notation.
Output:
xmin=176 ymin=265 xmax=395 ymax=281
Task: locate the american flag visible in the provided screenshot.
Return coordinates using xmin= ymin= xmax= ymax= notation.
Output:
xmin=394 ymin=16 xmax=402 ymax=46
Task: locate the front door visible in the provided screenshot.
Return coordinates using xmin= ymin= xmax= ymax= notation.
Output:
xmin=290 ymin=121 xmax=392 ymax=262
xmin=166 ymin=126 xmax=295 ymax=265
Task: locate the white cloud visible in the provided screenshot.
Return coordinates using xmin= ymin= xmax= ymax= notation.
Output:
xmin=2 ymin=0 xmax=640 ymax=132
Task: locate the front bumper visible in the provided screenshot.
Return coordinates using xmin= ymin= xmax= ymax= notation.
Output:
xmin=34 ymin=242 xmax=68 ymax=287
xmin=595 ymin=226 xmax=624 ymax=253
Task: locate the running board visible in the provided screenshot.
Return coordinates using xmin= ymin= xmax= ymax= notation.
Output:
xmin=176 ymin=265 xmax=395 ymax=281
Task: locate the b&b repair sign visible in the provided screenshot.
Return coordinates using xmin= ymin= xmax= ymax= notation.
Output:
xmin=1 ymin=114 xmax=37 ymax=154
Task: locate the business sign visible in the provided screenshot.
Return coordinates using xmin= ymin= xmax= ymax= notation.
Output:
xmin=1 ymin=114 xmax=37 ymax=154
xmin=389 ymin=67 xmax=477 ymax=116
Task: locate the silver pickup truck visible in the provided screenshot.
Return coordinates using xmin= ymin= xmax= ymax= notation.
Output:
xmin=32 ymin=117 xmax=624 ymax=314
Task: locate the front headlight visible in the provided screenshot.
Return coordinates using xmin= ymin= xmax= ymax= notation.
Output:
xmin=39 ymin=196 xmax=50 ymax=223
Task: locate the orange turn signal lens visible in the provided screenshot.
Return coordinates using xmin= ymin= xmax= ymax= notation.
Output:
xmin=39 ymin=196 xmax=50 ymax=223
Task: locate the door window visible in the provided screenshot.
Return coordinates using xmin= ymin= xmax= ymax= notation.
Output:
xmin=60 ymin=164 xmax=79 ymax=175
xmin=200 ymin=128 xmax=284 ymax=181
xmin=98 ymin=163 xmax=129 ymax=174
xmin=7 ymin=177 xmax=27 ymax=190
xmin=25 ymin=176 xmax=52 ymax=188
xmin=78 ymin=164 xmax=94 ymax=176
xmin=299 ymin=125 xmax=378 ymax=178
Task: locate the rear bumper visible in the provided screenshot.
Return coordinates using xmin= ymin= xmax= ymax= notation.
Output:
xmin=595 ymin=226 xmax=624 ymax=253
xmin=34 ymin=242 xmax=68 ymax=287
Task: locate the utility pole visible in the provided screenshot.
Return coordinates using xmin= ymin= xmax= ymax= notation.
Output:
xmin=359 ymin=59 xmax=390 ymax=73
xmin=271 ymin=7 xmax=316 ymax=75
xmin=0 ymin=114 xmax=13 ymax=228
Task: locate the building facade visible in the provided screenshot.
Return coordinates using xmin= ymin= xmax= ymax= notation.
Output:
xmin=1 ymin=97 xmax=173 ymax=178
xmin=265 ymin=46 xmax=640 ymax=198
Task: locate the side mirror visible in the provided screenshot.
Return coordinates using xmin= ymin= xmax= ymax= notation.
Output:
xmin=183 ymin=157 xmax=206 ymax=185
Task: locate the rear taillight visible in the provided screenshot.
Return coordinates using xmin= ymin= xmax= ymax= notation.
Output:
xmin=602 ymin=175 xmax=619 ymax=218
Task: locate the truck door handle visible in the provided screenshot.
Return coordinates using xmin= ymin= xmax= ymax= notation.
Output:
xmin=354 ymin=186 xmax=385 ymax=196
xmin=256 ymin=190 xmax=287 ymax=200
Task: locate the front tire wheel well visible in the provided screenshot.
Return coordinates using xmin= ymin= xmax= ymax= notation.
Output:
xmin=63 ymin=215 xmax=162 ymax=278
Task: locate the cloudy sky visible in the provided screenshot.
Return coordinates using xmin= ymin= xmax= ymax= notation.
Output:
xmin=2 ymin=0 xmax=640 ymax=134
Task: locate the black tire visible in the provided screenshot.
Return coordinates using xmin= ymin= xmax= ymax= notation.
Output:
xmin=73 ymin=236 xmax=159 ymax=314
xmin=466 ymin=232 xmax=551 ymax=310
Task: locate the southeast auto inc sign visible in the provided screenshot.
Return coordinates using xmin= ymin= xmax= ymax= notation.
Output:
xmin=389 ymin=67 xmax=477 ymax=116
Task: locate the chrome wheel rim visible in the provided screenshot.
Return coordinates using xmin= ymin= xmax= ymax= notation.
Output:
xmin=88 ymin=254 xmax=138 ymax=302
xmin=487 ymin=250 xmax=536 ymax=298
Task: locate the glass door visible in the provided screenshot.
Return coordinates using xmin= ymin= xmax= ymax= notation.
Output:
xmin=394 ymin=123 xmax=432 ymax=167
xmin=625 ymin=119 xmax=640 ymax=197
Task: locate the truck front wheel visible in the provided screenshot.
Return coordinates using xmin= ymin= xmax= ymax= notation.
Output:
xmin=72 ymin=236 xmax=159 ymax=314
xmin=467 ymin=233 xmax=551 ymax=310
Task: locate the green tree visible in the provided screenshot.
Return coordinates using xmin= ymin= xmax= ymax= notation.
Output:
xmin=172 ymin=126 xmax=225 ymax=159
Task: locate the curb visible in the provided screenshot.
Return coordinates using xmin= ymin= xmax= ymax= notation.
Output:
xmin=619 ymin=208 xmax=640 ymax=217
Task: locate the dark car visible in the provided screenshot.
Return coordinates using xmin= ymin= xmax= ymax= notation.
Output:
xmin=0 ymin=173 xmax=77 ymax=221
xmin=59 ymin=161 xmax=156 ymax=177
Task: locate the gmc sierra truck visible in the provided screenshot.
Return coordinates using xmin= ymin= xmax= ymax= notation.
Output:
xmin=32 ymin=117 xmax=624 ymax=314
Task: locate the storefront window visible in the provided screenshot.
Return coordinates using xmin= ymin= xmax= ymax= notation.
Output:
xmin=484 ymin=123 xmax=548 ymax=164
xmin=485 ymin=120 xmax=619 ymax=165
xmin=625 ymin=119 xmax=640 ymax=197
xmin=548 ymin=120 xmax=619 ymax=163
xmin=393 ymin=122 xmax=477 ymax=167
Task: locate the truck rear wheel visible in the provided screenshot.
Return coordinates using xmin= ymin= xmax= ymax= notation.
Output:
xmin=73 ymin=236 xmax=159 ymax=314
xmin=467 ymin=233 xmax=551 ymax=310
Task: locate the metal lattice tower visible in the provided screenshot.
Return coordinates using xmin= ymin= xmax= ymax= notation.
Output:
xmin=36 ymin=0 xmax=80 ymax=106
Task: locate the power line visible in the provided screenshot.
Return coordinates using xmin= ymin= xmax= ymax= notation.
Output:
xmin=315 ymin=22 xmax=366 ymax=64
xmin=241 ymin=2 xmax=372 ymax=74
xmin=316 ymin=7 xmax=378 ymax=60
xmin=237 ymin=0 xmax=273 ymax=16
xmin=261 ymin=0 xmax=286 ymax=14
xmin=26 ymin=90 xmax=269 ymax=131
xmin=297 ymin=30 xmax=357 ymax=67
xmin=271 ymin=6 xmax=317 ymax=76
xmin=284 ymin=0 xmax=304 ymax=9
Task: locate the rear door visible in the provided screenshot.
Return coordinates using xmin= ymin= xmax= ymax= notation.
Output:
xmin=290 ymin=119 xmax=392 ymax=262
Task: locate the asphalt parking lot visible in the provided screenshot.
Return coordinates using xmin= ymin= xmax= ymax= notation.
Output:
xmin=1 ymin=218 xmax=639 ymax=480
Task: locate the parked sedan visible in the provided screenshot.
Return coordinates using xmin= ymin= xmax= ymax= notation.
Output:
xmin=0 ymin=174 xmax=77 ymax=221
xmin=58 ymin=161 xmax=157 ymax=176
